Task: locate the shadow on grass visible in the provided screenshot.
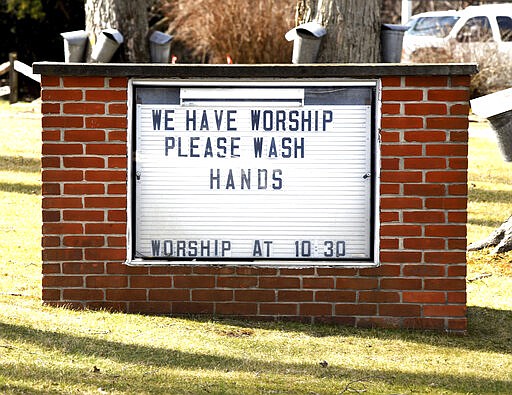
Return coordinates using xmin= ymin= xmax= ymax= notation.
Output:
xmin=1 ymin=317 xmax=511 ymax=394
xmin=0 ymin=156 xmax=40 ymax=173
xmin=469 ymin=187 xmax=512 ymax=205
xmin=0 ymin=307 xmax=512 ymax=393
xmin=0 ymin=182 xmax=40 ymax=195
xmin=469 ymin=217 xmax=505 ymax=229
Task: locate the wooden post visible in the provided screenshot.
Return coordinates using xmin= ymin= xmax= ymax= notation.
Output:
xmin=9 ymin=52 xmax=18 ymax=104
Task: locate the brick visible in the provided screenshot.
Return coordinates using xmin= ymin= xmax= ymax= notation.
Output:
xmin=447 ymin=291 xmax=466 ymax=303
xmin=108 ymin=236 xmax=126 ymax=247
xmin=450 ymin=131 xmax=469 ymax=142
xmin=234 ymin=290 xmax=275 ymax=302
xmin=42 ymin=288 xmax=61 ymax=301
xmin=42 ymin=116 xmax=83 ymax=128
xmin=260 ymin=303 xmax=297 ymax=315
xmin=381 ymin=197 xmax=422 ymax=209
xmin=381 ymin=103 xmax=400 ymax=115
xmin=402 ymin=264 xmax=445 ymax=277
xmin=406 ymin=76 xmax=448 ymax=87
xmin=405 ymin=103 xmax=447 ymax=115
xmin=108 ymin=130 xmax=127 ymax=142
xmin=404 ymin=130 xmax=446 ymax=142
xmin=381 ymin=117 xmax=423 ymax=129
xmin=86 ymin=116 xmax=127 ymax=129
xmin=63 ymin=210 xmax=105 ymax=221
xmin=426 ymin=171 xmax=467 ymax=183
xmin=447 ymin=318 xmax=467 ymax=332
xmin=380 ymin=171 xmax=422 ymax=183
xmin=86 ymin=89 xmax=127 ymax=101
xmin=149 ymin=289 xmax=190 ymax=301
xmin=380 ymin=225 xmax=422 ymax=236
xmin=380 ymin=304 xmax=420 ymax=317
xmin=380 ymin=212 xmax=399 ymax=222
xmin=215 ymin=303 xmax=257 ymax=315
xmin=64 ymin=157 xmax=105 ymax=168
xmin=403 ymin=211 xmax=445 ymax=223
xmin=404 ymin=158 xmax=447 ymax=169
xmin=448 ymin=265 xmax=466 ymax=277
xmin=84 ymin=248 xmax=126 ymax=261
xmin=63 ymin=103 xmax=105 ymax=115
xmin=315 ymin=290 xmax=356 ymax=302
xmin=403 ymin=291 xmax=445 ymax=303
xmin=42 ymin=275 xmax=83 ymax=287
xmin=426 ymin=144 xmax=468 ymax=157
xmin=424 ymin=305 xmax=466 ymax=317
xmin=426 ymin=117 xmax=469 ymax=129
xmin=404 ymin=184 xmax=446 ymax=196
xmin=42 ymin=263 xmax=61 ymax=274
xmin=428 ymin=89 xmax=469 ymax=101
xmin=42 ymin=157 xmax=60 ymax=168
xmin=359 ymin=291 xmax=400 ymax=303
xmin=62 ymin=262 xmax=105 ymax=274
xmin=108 ymin=157 xmax=127 ymax=168
xmin=108 ymin=210 xmax=127 ymax=222
xmin=448 ymin=158 xmax=468 ymax=169
xmin=403 ymin=318 xmax=445 ymax=330
xmin=87 ymin=275 xmax=127 ymax=288
xmin=42 ymin=183 xmax=60 ymax=195
xmin=381 ymin=144 xmax=422 ymax=156
xmin=63 ymin=76 xmax=105 ymax=88
xmin=130 ymin=276 xmax=172 ymax=288
xmin=425 ymin=225 xmax=466 ymax=237
xmin=86 ymin=144 xmax=126 ymax=155
xmin=42 ymin=169 xmax=83 ymax=182
xmin=107 ymin=289 xmax=146 ymax=301
xmin=357 ymin=317 xmax=401 ymax=329
xmin=108 ymin=103 xmax=127 ymax=114
xmin=85 ymin=170 xmax=126 ymax=182
xmin=43 ymin=210 xmax=60 ymax=222
xmin=336 ymin=303 xmax=377 ymax=315
xmin=172 ymin=302 xmax=214 ymax=314
xmin=43 ymin=143 xmax=83 ymax=155
xmin=380 ymin=278 xmax=422 ymax=290
xmin=63 ymin=289 xmax=104 ymax=300
xmin=63 ymin=236 xmax=104 ymax=247
xmin=424 ymin=278 xmax=466 ymax=290
xmin=381 ymin=76 xmax=401 ymax=86
xmin=43 ymin=223 xmax=84 ymax=235
xmin=41 ymin=76 xmax=61 ymax=87
xmin=424 ymin=251 xmax=466 ymax=264
xmin=64 ymin=183 xmax=104 ymax=195
xmin=149 ymin=266 xmax=191 ymax=275
xmin=336 ymin=278 xmax=378 ymax=289
xmin=42 ymin=89 xmax=82 ymax=101
xmin=380 ymin=184 xmax=400 ymax=194
xmin=65 ymin=129 xmax=105 ymax=142
xmin=381 ymin=89 xmax=423 ymax=101
xmin=259 ymin=277 xmax=300 ymax=288
xmin=450 ymin=104 xmax=470 ymax=115
xmin=451 ymin=75 xmax=471 ymax=86
xmin=302 ymin=277 xmax=334 ymax=289
xmin=448 ymin=184 xmax=468 ymax=196
xmin=43 ymin=248 xmax=83 ymax=261
xmin=193 ymin=289 xmax=233 ymax=301
xmin=174 ymin=275 xmax=215 ymax=288
xmin=107 ymin=183 xmax=127 ymax=195
xmin=380 ymin=251 xmax=422 ymax=263
xmin=84 ymin=197 xmax=126 ymax=208
xmin=217 ymin=276 xmax=258 ymax=288
xmin=42 ymin=236 xmax=60 ymax=247
xmin=317 ymin=267 xmax=358 ymax=276
xmin=279 ymin=268 xmax=315 ymax=275
xmin=403 ymin=238 xmax=445 ymax=250
xmin=85 ymin=223 xmax=126 ymax=234
xmin=381 ymin=158 xmax=400 ymax=169
xmin=300 ymin=303 xmax=332 ymax=316
xmin=359 ymin=264 xmax=401 ymax=276
xmin=109 ymin=77 xmax=128 ymax=87
xmin=278 ymin=290 xmax=313 ymax=302
xmin=448 ymin=239 xmax=467 ymax=249
xmin=376 ymin=237 xmax=398 ymax=249
xmin=42 ymin=103 xmax=60 ymax=114
xmin=425 ymin=198 xmax=466 ymax=209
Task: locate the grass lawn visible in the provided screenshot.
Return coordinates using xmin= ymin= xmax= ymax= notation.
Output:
xmin=0 ymin=100 xmax=511 ymax=394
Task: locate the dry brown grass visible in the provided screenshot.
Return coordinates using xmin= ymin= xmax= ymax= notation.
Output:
xmin=161 ymin=0 xmax=296 ymax=64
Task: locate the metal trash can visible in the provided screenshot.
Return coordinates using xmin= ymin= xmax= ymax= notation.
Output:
xmin=285 ymin=22 xmax=327 ymax=64
xmin=471 ymin=87 xmax=512 ymax=162
xmin=149 ymin=31 xmax=173 ymax=63
xmin=380 ymin=24 xmax=408 ymax=63
xmin=91 ymin=29 xmax=124 ymax=63
xmin=61 ymin=30 xmax=89 ymax=63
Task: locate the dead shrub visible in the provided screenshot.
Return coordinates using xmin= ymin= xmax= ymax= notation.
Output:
xmin=409 ymin=41 xmax=512 ymax=97
xmin=160 ymin=0 xmax=296 ymax=64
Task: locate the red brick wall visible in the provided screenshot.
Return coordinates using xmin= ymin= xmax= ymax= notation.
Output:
xmin=40 ymin=74 xmax=469 ymax=333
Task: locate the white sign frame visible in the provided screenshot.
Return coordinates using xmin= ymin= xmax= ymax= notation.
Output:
xmin=126 ymin=79 xmax=380 ymax=267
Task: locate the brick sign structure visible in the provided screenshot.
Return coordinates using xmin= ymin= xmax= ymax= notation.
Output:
xmin=34 ymin=63 xmax=476 ymax=333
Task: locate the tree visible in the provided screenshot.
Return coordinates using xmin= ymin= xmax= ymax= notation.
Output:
xmin=468 ymin=216 xmax=512 ymax=254
xmin=85 ymin=0 xmax=151 ymax=62
xmin=295 ymin=0 xmax=381 ymax=63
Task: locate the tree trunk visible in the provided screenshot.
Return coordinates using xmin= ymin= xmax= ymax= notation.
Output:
xmin=85 ymin=0 xmax=150 ymax=62
xmin=468 ymin=215 xmax=512 ymax=254
xmin=296 ymin=0 xmax=381 ymax=63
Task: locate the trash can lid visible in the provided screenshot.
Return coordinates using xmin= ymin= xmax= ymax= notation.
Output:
xmin=102 ymin=28 xmax=124 ymax=44
xmin=149 ymin=31 xmax=173 ymax=45
xmin=61 ymin=30 xmax=89 ymax=44
xmin=285 ymin=22 xmax=327 ymax=41
xmin=381 ymin=23 xmax=409 ymax=31
xmin=471 ymin=87 xmax=512 ymax=118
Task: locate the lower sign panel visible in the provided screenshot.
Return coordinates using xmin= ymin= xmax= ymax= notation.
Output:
xmin=130 ymin=82 xmax=379 ymax=265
